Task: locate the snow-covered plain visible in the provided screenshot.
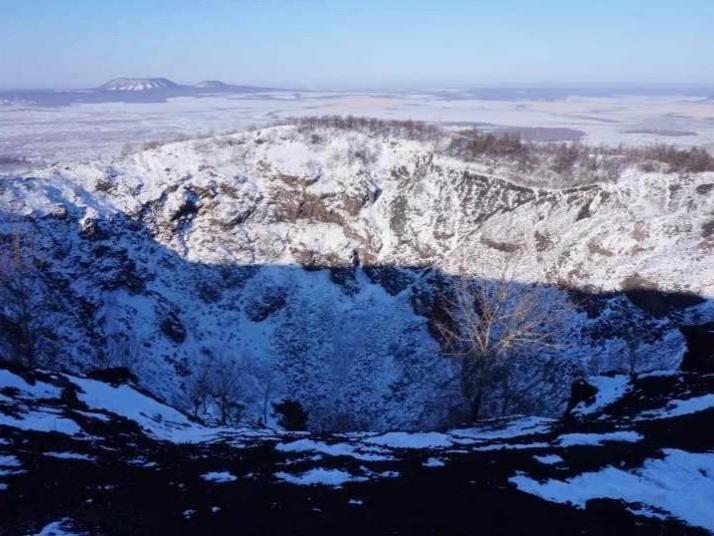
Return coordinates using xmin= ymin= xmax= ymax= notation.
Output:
xmin=2 ymin=89 xmax=714 ymax=170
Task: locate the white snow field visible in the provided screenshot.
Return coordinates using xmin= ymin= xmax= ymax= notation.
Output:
xmin=2 ymin=89 xmax=714 ymax=170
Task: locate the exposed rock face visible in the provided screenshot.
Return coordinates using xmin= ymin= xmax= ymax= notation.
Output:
xmin=0 ymin=125 xmax=712 ymax=430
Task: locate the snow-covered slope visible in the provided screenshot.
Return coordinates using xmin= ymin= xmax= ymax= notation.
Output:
xmin=99 ymin=78 xmax=182 ymax=91
xmin=1 ymin=125 xmax=713 ymax=430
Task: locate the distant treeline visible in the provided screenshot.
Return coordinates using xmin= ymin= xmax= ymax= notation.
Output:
xmin=288 ymin=115 xmax=442 ymax=142
xmin=0 ymin=155 xmax=31 ymax=168
xmin=284 ymin=115 xmax=714 ymax=185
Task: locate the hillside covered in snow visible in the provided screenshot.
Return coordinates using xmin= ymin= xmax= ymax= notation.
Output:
xmin=0 ymin=121 xmax=713 ymax=432
xmin=1 ymin=118 xmax=714 ymax=534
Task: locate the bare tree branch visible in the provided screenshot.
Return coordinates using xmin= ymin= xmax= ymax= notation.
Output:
xmin=435 ymin=269 xmax=573 ymax=419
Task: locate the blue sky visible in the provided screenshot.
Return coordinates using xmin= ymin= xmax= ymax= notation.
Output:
xmin=1 ymin=0 xmax=712 ymax=89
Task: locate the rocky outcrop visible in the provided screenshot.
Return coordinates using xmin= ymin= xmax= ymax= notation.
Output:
xmin=680 ymin=322 xmax=714 ymax=373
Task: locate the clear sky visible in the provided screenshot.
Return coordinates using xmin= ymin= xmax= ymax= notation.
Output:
xmin=1 ymin=0 xmax=713 ymax=89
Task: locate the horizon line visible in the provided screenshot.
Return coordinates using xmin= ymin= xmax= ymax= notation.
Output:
xmin=1 ymin=79 xmax=714 ymax=93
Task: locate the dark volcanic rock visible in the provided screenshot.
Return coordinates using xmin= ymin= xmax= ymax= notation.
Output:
xmin=160 ymin=310 xmax=186 ymax=343
xmin=87 ymin=367 xmax=138 ymax=386
xmin=680 ymin=322 xmax=714 ymax=373
xmin=621 ymin=275 xmax=704 ymax=317
xmin=564 ymin=378 xmax=599 ymax=416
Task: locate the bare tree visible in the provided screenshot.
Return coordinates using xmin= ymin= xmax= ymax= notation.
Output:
xmin=208 ymin=358 xmax=244 ymax=425
xmin=249 ymin=363 xmax=277 ymax=426
xmin=185 ymin=355 xmax=245 ymax=424
xmin=0 ymin=231 xmax=53 ymax=367
xmin=186 ymin=357 xmax=213 ymax=419
xmin=436 ymin=273 xmax=573 ymax=419
xmin=621 ymin=320 xmax=647 ymax=380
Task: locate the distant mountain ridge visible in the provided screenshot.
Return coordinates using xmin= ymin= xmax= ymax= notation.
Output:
xmin=96 ymin=77 xmax=269 ymax=94
xmin=195 ymin=80 xmax=231 ymax=89
xmin=99 ymin=78 xmax=183 ymax=91
xmin=0 ymin=79 xmax=280 ymax=106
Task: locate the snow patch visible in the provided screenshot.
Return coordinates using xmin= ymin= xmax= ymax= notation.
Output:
xmin=201 ymin=471 xmax=238 ymax=483
xmin=276 ymin=438 xmax=392 ymax=461
xmin=449 ymin=416 xmax=554 ymax=444
xmin=275 ymin=468 xmax=367 ymax=487
xmin=572 ymin=376 xmax=630 ymax=417
xmin=33 ymin=518 xmax=85 ymax=536
xmin=0 ymin=369 xmax=62 ymax=399
xmin=43 ymin=451 xmax=95 ymax=461
xmin=510 ymin=449 xmax=714 ymax=532
xmin=534 ymin=454 xmax=564 ymax=465
xmin=0 ymin=454 xmax=21 ymax=467
xmin=71 ymin=376 xmax=216 ymax=443
xmin=555 ymin=431 xmax=642 ymax=447
xmin=0 ymin=410 xmax=82 ymax=436
xmin=363 ymin=432 xmax=453 ymax=449
xmin=638 ymin=394 xmax=714 ymax=420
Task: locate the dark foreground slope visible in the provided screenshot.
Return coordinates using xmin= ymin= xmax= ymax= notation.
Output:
xmin=1 ymin=365 xmax=713 ymax=535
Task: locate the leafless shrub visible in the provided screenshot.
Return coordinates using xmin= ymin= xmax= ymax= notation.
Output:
xmin=142 ymin=140 xmax=164 ymax=151
xmin=186 ymin=355 xmax=244 ymax=424
xmin=210 ymin=358 xmax=244 ymax=424
xmin=632 ymin=144 xmax=714 ymax=173
xmin=448 ymin=129 xmax=531 ymax=167
xmin=538 ymin=143 xmax=714 ymax=180
xmin=0 ymin=231 xmax=55 ymax=367
xmin=0 ymin=155 xmax=31 ymax=171
xmin=94 ymin=178 xmax=114 ymax=193
xmin=186 ymin=357 xmax=213 ymax=419
xmin=240 ymin=359 xmax=278 ymax=426
xmin=119 ymin=143 xmax=135 ymax=157
xmin=285 ymin=115 xmax=443 ymax=142
xmin=283 ymin=116 xmax=714 ymax=188
xmin=435 ymin=272 xmax=574 ymax=419
xmin=621 ymin=322 xmax=642 ymax=380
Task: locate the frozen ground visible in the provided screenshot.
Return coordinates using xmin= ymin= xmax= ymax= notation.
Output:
xmin=2 ymin=88 xmax=714 ymax=171
xmin=2 ymin=366 xmax=714 ymax=534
